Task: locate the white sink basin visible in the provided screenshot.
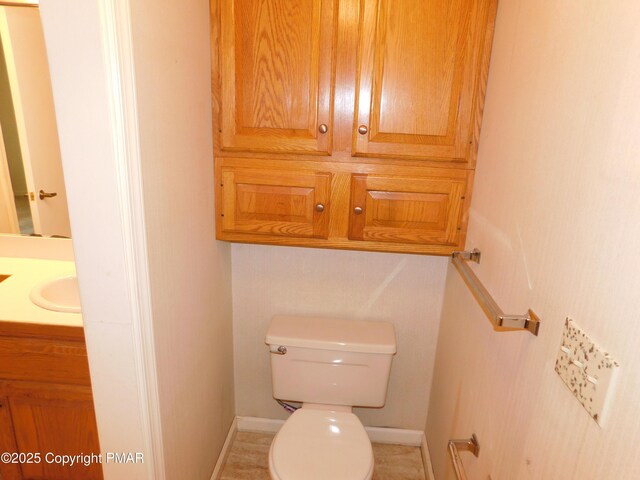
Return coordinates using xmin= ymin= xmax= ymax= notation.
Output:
xmin=30 ymin=275 xmax=81 ymax=313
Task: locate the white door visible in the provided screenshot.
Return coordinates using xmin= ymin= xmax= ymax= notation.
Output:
xmin=0 ymin=125 xmax=19 ymax=233
xmin=0 ymin=6 xmax=70 ymax=237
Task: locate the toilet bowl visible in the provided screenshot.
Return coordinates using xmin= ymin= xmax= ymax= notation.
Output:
xmin=268 ymin=408 xmax=373 ymax=480
xmin=265 ymin=315 xmax=396 ymax=480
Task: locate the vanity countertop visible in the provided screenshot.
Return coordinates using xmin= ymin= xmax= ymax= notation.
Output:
xmin=0 ymin=256 xmax=82 ymax=328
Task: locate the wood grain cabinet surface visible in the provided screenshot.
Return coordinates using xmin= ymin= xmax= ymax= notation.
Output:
xmin=0 ymin=323 xmax=102 ymax=480
xmin=348 ymin=172 xmax=469 ymax=246
xmin=212 ymin=0 xmax=497 ymax=255
xmin=218 ymin=0 xmax=337 ymax=155
xmin=354 ymin=0 xmax=495 ymax=163
xmin=220 ymin=167 xmax=331 ymax=239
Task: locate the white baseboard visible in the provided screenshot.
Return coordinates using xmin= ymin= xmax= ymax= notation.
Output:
xmin=210 ymin=417 xmax=237 ymax=480
xmin=421 ymin=434 xmax=436 ymax=480
xmin=365 ymin=425 xmax=423 ymax=446
xmin=236 ymin=415 xmax=423 ymax=446
xmin=229 ymin=416 xmax=433 ymax=478
xmin=237 ymin=415 xmax=282 ymax=434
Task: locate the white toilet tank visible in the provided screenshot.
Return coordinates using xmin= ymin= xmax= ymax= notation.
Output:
xmin=266 ymin=316 xmax=396 ymax=408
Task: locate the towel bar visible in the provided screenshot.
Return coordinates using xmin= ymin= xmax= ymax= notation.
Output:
xmin=0 ymin=2 xmax=39 ymax=7
xmin=451 ymin=250 xmax=541 ymax=336
xmin=448 ymin=434 xmax=480 ymax=480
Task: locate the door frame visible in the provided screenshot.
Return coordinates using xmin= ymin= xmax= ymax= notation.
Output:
xmin=40 ymin=0 xmax=165 ymax=478
xmin=0 ymin=7 xmax=39 ymax=231
xmin=0 ymin=125 xmax=19 ymax=233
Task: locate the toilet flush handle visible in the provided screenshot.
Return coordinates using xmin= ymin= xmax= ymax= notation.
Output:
xmin=272 ymin=346 xmax=287 ymax=355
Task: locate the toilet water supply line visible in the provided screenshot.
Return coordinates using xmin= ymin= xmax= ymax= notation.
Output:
xmin=277 ymin=399 xmax=299 ymax=413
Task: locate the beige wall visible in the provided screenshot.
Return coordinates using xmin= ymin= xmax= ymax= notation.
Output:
xmin=128 ymin=1 xmax=235 ymax=479
xmin=41 ymin=0 xmax=234 ymax=478
xmin=232 ymin=244 xmax=447 ymax=430
xmin=42 ymin=1 xmax=155 ymax=477
xmin=426 ymin=1 xmax=640 ymax=479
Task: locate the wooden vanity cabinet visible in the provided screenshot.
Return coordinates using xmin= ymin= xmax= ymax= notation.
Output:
xmin=212 ymin=0 xmax=497 ymax=255
xmin=0 ymin=323 xmax=102 ymax=480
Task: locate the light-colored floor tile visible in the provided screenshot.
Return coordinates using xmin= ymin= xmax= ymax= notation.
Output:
xmin=220 ymin=432 xmax=272 ymax=480
xmin=371 ymin=443 xmax=425 ymax=480
xmin=15 ymin=196 xmax=34 ymax=235
xmin=219 ymin=432 xmax=426 ymax=480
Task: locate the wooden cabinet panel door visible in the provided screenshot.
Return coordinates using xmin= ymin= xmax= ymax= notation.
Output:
xmin=8 ymin=384 xmax=102 ymax=479
xmin=353 ymin=0 xmax=496 ymax=162
xmin=219 ymin=0 xmax=337 ymax=155
xmin=0 ymin=397 xmax=21 ymax=480
xmin=221 ymin=168 xmax=331 ymax=238
xmin=349 ymin=174 xmax=467 ymax=245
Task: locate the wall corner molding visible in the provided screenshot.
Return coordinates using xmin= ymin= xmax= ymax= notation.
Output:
xmin=421 ymin=434 xmax=436 ymax=480
xmin=97 ymin=0 xmax=165 ymax=478
xmin=210 ymin=418 xmax=238 ymax=480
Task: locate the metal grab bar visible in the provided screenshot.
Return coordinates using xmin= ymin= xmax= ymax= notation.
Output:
xmin=451 ymin=250 xmax=541 ymax=336
xmin=0 ymin=2 xmax=39 ymax=7
xmin=448 ymin=434 xmax=480 ymax=480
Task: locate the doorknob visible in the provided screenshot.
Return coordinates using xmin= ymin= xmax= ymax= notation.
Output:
xmin=318 ymin=124 xmax=328 ymax=134
xmin=357 ymin=125 xmax=368 ymax=135
xmin=39 ymin=190 xmax=58 ymax=200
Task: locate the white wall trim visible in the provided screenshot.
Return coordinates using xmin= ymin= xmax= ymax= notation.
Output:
xmin=236 ymin=416 xmax=424 ymax=446
xmin=366 ymin=426 xmax=424 ymax=446
xmin=210 ymin=418 xmax=238 ymax=480
xmin=0 ymin=128 xmax=19 ymax=234
xmin=97 ymin=1 xmax=165 ymax=478
xmin=236 ymin=416 xmax=283 ymax=434
xmin=421 ymin=434 xmax=436 ymax=480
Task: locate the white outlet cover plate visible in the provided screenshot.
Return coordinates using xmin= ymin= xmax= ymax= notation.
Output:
xmin=555 ymin=318 xmax=619 ymax=426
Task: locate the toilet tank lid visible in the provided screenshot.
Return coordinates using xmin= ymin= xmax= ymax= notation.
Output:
xmin=266 ymin=315 xmax=396 ymax=354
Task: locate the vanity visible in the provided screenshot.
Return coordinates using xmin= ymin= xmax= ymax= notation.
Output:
xmin=0 ymin=2 xmax=102 ymax=477
xmin=0 ymin=257 xmax=102 ymax=480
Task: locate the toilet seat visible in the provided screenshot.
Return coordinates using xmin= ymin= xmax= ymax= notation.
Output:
xmin=269 ymin=409 xmax=374 ymax=480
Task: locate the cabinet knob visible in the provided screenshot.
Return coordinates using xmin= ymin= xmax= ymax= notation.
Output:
xmin=318 ymin=124 xmax=328 ymax=134
xmin=353 ymin=206 xmax=363 ymax=215
xmin=315 ymin=203 xmax=325 ymax=212
xmin=357 ymin=125 xmax=368 ymax=135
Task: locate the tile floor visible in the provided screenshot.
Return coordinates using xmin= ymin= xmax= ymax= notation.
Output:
xmin=219 ymin=431 xmax=426 ymax=480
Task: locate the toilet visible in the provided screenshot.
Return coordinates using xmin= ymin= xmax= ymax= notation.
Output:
xmin=265 ymin=315 xmax=396 ymax=480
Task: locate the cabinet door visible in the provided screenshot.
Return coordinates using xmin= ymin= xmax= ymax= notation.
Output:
xmin=353 ymin=0 xmax=496 ymax=162
xmin=219 ymin=0 xmax=337 ymax=155
xmin=7 ymin=383 xmax=102 ymax=480
xmin=221 ymin=167 xmax=331 ymax=239
xmin=0 ymin=397 xmax=20 ymax=480
xmin=349 ymin=173 xmax=467 ymax=246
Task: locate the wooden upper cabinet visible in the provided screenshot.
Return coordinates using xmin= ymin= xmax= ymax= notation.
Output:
xmin=353 ymin=0 xmax=496 ymax=163
xmin=349 ymin=172 xmax=468 ymax=246
xmin=218 ymin=0 xmax=337 ymax=155
xmin=220 ymin=167 xmax=331 ymax=239
xmin=212 ymin=0 xmax=497 ymax=255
